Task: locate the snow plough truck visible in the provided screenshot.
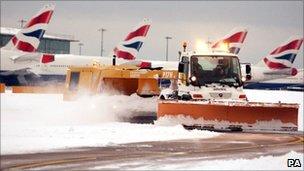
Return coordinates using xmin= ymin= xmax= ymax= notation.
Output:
xmin=157 ymin=43 xmax=299 ymax=132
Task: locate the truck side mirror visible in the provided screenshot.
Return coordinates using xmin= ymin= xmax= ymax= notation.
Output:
xmin=178 ymin=62 xmax=185 ymax=73
xmin=245 ymin=64 xmax=251 ymax=81
xmin=245 ymin=64 xmax=251 ymax=74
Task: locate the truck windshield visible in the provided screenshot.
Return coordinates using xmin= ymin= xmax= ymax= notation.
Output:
xmin=190 ymin=55 xmax=242 ymax=86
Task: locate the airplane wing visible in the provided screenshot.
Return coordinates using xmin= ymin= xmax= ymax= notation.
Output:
xmin=10 ymin=53 xmax=42 ymax=63
xmin=1 ymin=52 xmax=55 ymax=77
xmin=10 ymin=52 xmax=55 ymax=65
xmin=0 ymin=68 xmax=41 ymax=85
xmin=119 ymin=60 xmax=152 ymax=69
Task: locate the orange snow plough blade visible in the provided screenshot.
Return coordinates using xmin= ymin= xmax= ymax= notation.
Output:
xmin=157 ymin=101 xmax=298 ymax=132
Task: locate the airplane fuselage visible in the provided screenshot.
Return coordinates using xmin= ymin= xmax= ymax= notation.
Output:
xmin=241 ymin=64 xmax=296 ymax=83
xmin=32 ymin=54 xmax=114 ymax=75
xmin=244 ymin=70 xmax=304 ymax=91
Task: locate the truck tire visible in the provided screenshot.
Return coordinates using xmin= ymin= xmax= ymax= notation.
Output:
xmin=181 ymin=94 xmax=191 ymax=101
xmin=159 ymin=95 xmax=166 ymax=100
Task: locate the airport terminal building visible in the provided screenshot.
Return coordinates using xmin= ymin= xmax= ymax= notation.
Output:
xmin=0 ymin=27 xmax=78 ymax=54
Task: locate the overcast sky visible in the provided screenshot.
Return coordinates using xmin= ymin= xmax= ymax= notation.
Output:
xmin=1 ymin=1 xmax=303 ymax=68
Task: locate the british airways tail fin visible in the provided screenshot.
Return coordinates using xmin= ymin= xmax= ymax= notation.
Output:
xmin=257 ymin=36 xmax=303 ymax=71
xmin=113 ymin=19 xmax=151 ymax=60
xmin=3 ymin=4 xmax=55 ymax=53
xmin=212 ymin=27 xmax=248 ymax=54
xmin=256 ymin=36 xmax=303 ymax=76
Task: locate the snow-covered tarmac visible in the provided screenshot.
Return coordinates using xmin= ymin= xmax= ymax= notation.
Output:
xmin=1 ymin=91 xmax=219 ymax=154
xmin=91 ymin=151 xmax=303 ymax=170
xmin=1 ymin=89 xmax=303 ymax=170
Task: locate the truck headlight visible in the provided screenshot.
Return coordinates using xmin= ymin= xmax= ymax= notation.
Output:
xmin=191 ymin=76 xmax=197 ymax=82
xmin=241 ymin=76 xmax=246 ymax=82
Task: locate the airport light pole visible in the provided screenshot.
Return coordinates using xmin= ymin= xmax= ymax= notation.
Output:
xmin=98 ymin=28 xmax=106 ymax=56
xmin=78 ymin=43 xmax=84 ymax=55
xmin=18 ymin=19 xmax=27 ymax=28
xmin=165 ymin=36 xmax=172 ymax=61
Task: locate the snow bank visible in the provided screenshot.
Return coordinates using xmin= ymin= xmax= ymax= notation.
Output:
xmin=1 ymin=122 xmax=218 ymax=155
xmin=92 ymin=151 xmax=304 ymax=170
xmin=1 ymin=91 xmax=218 ymax=154
xmin=1 ymin=89 xmax=302 ymax=154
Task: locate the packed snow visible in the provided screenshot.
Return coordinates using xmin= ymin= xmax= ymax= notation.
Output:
xmin=91 ymin=151 xmax=304 ymax=170
xmin=0 ymin=91 xmax=218 ymax=154
xmin=1 ymin=122 xmax=219 ymax=154
xmin=1 ymin=89 xmax=303 ymax=156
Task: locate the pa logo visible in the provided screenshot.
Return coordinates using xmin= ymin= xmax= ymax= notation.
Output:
xmin=287 ymin=159 xmax=302 ymax=167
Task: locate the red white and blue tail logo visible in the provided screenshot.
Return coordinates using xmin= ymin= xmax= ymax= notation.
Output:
xmin=6 ymin=4 xmax=55 ymax=53
xmin=263 ymin=37 xmax=303 ymax=70
xmin=113 ymin=19 xmax=151 ymax=60
xmin=212 ymin=28 xmax=248 ymax=54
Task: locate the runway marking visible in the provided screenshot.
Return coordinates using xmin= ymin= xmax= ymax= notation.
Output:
xmin=193 ymin=135 xmax=304 ymax=154
xmin=4 ymin=135 xmax=303 ymax=170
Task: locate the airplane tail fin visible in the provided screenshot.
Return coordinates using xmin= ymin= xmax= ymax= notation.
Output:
xmin=257 ymin=36 xmax=303 ymax=70
xmin=255 ymin=36 xmax=303 ymax=76
xmin=3 ymin=4 xmax=55 ymax=53
xmin=113 ymin=19 xmax=151 ymax=60
xmin=211 ymin=27 xmax=248 ymax=54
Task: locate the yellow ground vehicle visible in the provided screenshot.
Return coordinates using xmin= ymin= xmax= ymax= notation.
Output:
xmin=63 ymin=64 xmax=181 ymax=100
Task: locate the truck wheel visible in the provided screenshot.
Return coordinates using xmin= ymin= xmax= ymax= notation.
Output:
xmin=181 ymin=94 xmax=191 ymax=101
xmin=228 ymin=125 xmax=243 ymax=132
xmin=159 ymin=95 xmax=166 ymax=100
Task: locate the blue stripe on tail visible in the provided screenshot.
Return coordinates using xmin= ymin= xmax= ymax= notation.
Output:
xmin=23 ymin=29 xmax=46 ymax=40
xmin=123 ymin=41 xmax=143 ymax=51
xmin=274 ymin=53 xmax=297 ymax=63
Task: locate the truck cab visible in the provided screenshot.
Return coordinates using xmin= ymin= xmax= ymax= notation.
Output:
xmin=160 ymin=49 xmax=248 ymax=101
